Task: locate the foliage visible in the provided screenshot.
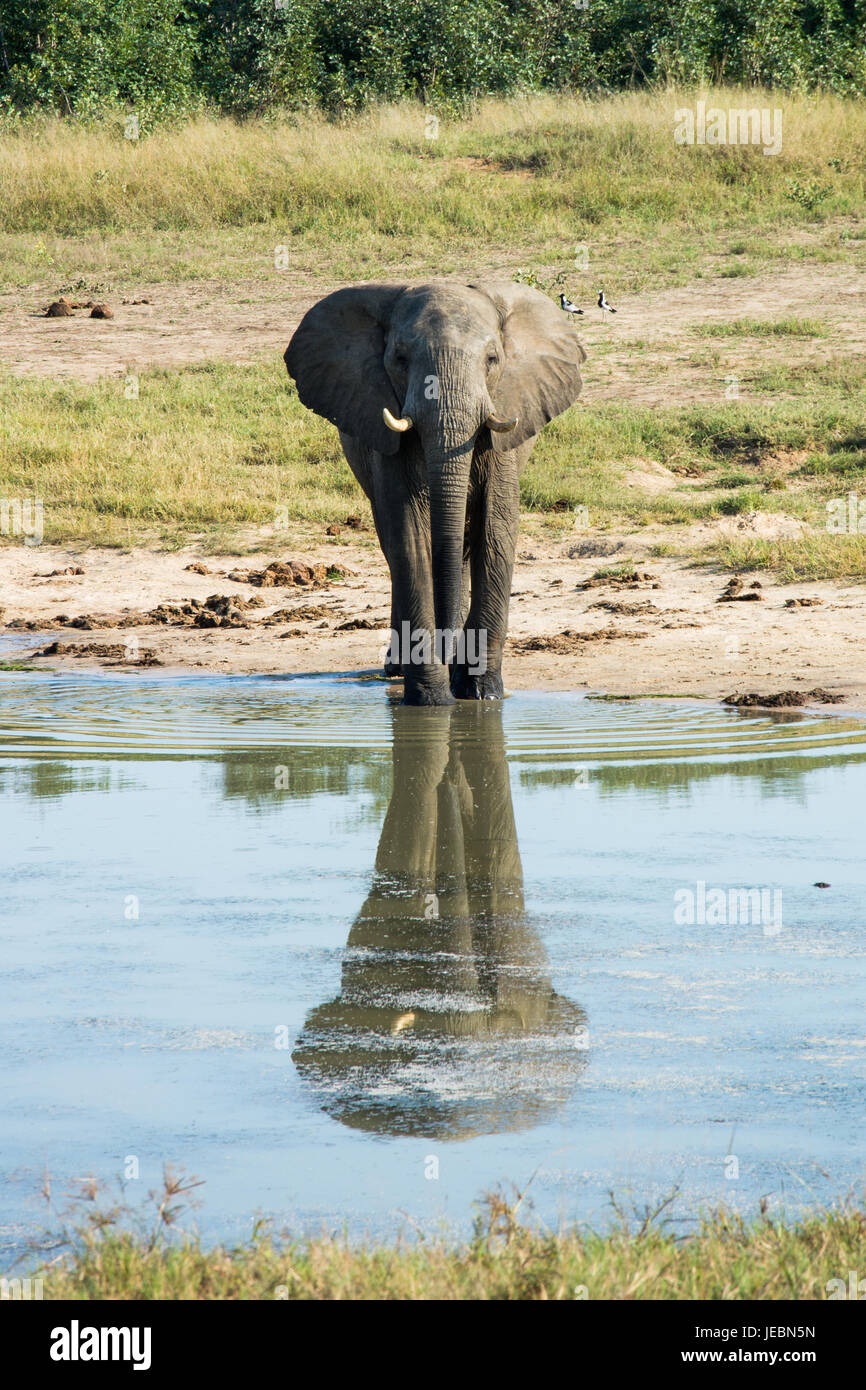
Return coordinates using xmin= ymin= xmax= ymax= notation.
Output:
xmin=0 ymin=0 xmax=864 ymax=118
xmin=0 ymin=0 xmax=198 ymax=121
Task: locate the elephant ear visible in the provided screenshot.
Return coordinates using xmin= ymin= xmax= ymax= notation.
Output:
xmin=284 ymin=284 xmax=408 ymax=456
xmin=469 ymin=281 xmax=586 ymax=451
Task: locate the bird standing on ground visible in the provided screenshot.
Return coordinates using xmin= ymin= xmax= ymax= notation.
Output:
xmin=559 ymin=292 xmax=583 ymax=317
xmin=598 ymin=290 xmax=616 ymax=316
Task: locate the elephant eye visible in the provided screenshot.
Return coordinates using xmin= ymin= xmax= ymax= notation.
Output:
xmin=392 ymin=349 xmax=408 ymax=368
xmin=486 ymin=353 xmax=499 ymax=368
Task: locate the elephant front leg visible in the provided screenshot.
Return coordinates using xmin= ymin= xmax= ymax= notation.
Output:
xmin=396 ymin=554 xmax=469 ymax=703
xmin=383 ymin=592 xmax=403 ymax=679
xmin=339 ymin=433 xmax=404 ymax=682
xmin=383 ymin=506 xmax=455 ymax=707
xmin=451 ymin=451 xmax=521 ymax=701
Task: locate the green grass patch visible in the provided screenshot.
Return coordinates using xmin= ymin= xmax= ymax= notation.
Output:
xmin=748 ymin=359 xmax=866 ymax=396
xmin=715 ymin=534 xmax=866 ymax=581
xmin=696 ymin=318 xmax=831 ymax=338
xmin=0 ymin=362 xmax=356 ymax=548
xmin=2 ymin=363 xmax=865 ymax=577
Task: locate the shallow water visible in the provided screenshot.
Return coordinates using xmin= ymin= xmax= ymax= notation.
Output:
xmin=2 ymin=671 xmax=866 ymax=1260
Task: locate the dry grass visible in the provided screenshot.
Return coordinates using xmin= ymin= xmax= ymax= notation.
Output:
xmin=19 ymin=1174 xmax=866 ymax=1300
xmin=1 ymin=88 xmax=864 ymax=287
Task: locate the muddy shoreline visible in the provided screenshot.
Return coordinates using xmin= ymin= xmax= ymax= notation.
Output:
xmin=3 ymin=539 xmax=865 ymax=710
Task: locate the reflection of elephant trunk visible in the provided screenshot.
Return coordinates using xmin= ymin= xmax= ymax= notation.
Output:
xmin=293 ymin=705 xmax=587 ymax=1139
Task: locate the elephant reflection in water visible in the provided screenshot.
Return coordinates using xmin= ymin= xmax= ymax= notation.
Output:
xmin=293 ymin=704 xmax=586 ymax=1139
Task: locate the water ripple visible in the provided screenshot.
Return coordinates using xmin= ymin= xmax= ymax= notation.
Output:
xmin=0 ymin=670 xmax=864 ymax=762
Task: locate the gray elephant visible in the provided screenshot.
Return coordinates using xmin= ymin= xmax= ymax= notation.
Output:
xmin=284 ymin=279 xmax=586 ymax=705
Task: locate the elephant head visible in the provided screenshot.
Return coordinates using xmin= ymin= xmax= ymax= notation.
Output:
xmin=284 ymin=280 xmax=586 ymax=669
xmin=292 ymin=703 xmax=587 ymax=1139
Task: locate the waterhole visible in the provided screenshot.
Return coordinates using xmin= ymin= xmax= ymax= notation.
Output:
xmin=2 ymin=671 xmax=865 ymax=1257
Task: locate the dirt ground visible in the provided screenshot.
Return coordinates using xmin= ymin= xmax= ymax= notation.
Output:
xmin=2 ymin=535 xmax=864 ymax=707
xmin=1 ymin=261 xmax=864 ymax=404
xmin=2 ymin=261 xmax=865 ymax=706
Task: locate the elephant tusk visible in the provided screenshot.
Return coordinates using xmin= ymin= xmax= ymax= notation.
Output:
xmin=485 ymin=414 xmax=519 ymax=433
xmin=391 ymin=1010 xmax=416 ymax=1035
xmin=383 ymin=407 xmax=413 ymax=432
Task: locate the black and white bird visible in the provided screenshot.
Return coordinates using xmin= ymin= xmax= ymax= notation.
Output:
xmin=559 ymin=292 xmax=583 ymax=316
xmin=598 ymin=290 xmax=616 ymax=315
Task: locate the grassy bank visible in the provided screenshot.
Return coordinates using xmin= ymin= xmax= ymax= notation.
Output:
xmin=19 ymin=1194 xmax=866 ymax=1300
xmin=1 ymin=90 xmax=864 ymax=578
xmin=1 ymin=360 xmax=865 ymax=576
xmin=1 ymin=89 xmax=864 ymax=287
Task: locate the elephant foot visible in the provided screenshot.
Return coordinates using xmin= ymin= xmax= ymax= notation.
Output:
xmin=451 ymin=667 xmax=504 ymax=701
xmin=402 ymin=666 xmax=456 ymax=706
xmin=402 ymin=683 xmax=456 ymax=707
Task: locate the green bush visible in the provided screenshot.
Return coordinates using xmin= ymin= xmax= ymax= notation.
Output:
xmin=0 ymin=0 xmax=864 ymax=116
xmin=0 ymin=0 xmax=198 ymax=118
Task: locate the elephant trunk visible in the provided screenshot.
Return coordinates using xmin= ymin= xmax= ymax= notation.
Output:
xmin=428 ymin=451 xmax=473 ymax=667
xmin=393 ymin=351 xmax=486 ymax=699
xmin=414 ymin=353 xmax=489 ymax=671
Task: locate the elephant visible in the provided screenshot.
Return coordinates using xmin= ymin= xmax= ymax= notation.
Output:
xmin=292 ymin=703 xmax=587 ymax=1139
xmin=284 ymin=279 xmax=586 ymax=705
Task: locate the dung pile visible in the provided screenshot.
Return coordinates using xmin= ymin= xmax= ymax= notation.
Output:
xmin=511 ymin=627 xmax=648 ymax=653
xmin=145 ymin=594 xmax=264 ymax=628
xmin=225 ymin=560 xmax=355 ymax=588
xmin=724 ymin=688 xmax=843 ymax=708
xmin=34 ymin=641 xmax=162 ymax=666
xmin=718 ymin=577 xmax=763 ymax=602
xmin=4 ymin=594 xmax=265 ymax=632
xmin=261 ymin=604 xmax=337 ymax=625
xmin=577 ymin=569 xmax=660 ymax=592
